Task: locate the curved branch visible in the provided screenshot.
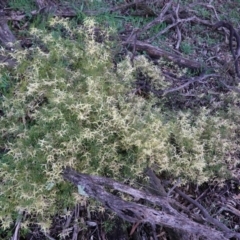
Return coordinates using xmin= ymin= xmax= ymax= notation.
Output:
xmin=124 ymin=39 xmax=210 ymax=72
xmin=213 ymin=21 xmax=240 ymax=79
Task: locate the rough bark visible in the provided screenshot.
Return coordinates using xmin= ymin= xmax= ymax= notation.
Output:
xmin=124 ymin=40 xmax=210 ymax=73
xmin=145 ymin=168 xmax=193 ymax=240
xmin=63 ymin=167 xmax=231 ymax=240
xmin=0 ymin=13 xmax=16 ymax=48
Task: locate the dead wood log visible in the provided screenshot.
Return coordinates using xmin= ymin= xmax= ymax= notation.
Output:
xmin=145 ymin=168 xmax=193 ymax=240
xmin=124 ymin=40 xmax=211 ymax=73
xmin=63 ymin=167 xmax=231 ymax=240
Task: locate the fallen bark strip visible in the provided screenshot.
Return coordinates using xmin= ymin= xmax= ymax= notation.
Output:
xmin=63 ymin=167 xmax=230 ymax=240
xmin=0 ymin=14 xmax=17 ymax=48
xmin=124 ymin=40 xmax=211 ymax=72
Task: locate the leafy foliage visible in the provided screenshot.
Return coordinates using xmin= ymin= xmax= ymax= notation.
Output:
xmin=0 ymin=17 xmax=238 ymax=231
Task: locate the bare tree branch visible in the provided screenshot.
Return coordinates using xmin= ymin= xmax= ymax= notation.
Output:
xmin=123 ymin=39 xmax=210 ymax=72
xmin=162 ymin=74 xmax=219 ymax=95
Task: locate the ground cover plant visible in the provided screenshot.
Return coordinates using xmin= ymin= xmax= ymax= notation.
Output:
xmin=0 ymin=0 xmax=240 ymax=239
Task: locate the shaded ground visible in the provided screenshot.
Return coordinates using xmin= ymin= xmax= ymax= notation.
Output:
xmin=0 ymin=0 xmax=240 ymax=239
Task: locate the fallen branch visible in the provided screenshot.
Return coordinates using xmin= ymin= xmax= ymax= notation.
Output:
xmin=213 ymin=21 xmax=240 ymax=79
xmin=220 ymin=81 xmax=240 ymax=93
xmin=123 ymin=40 xmax=210 ymax=72
xmin=63 ymin=167 xmax=231 ymax=240
xmin=149 ymin=16 xmax=196 ymax=42
xmin=162 ymin=74 xmax=219 ymax=95
xmin=0 ymin=14 xmax=17 ymax=48
xmin=140 ymin=0 xmax=173 ymax=33
xmin=174 ymin=187 xmax=232 ymax=233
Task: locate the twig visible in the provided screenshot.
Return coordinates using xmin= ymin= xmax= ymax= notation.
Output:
xmin=213 ymin=21 xmax=240 ymax=78
xmin=11 ymin=211 xmax=28 ymax=240
xmin=220 ymin=81 xmax=240 ymax=93
xmin=130 ymin=220 xmax=142 ymax=236
xmin=174 ymin=187 xmax=233 ymax=234
xmin=175 ymin=26 xmax=182 ymax=50
xmin=149 ymin=16 xmax=196 ymax=42
xmin=218 ymin=205 xmax=240 ymax=218
xmin=159 ymin=0 xmax=174 ymax=20
xmin=167 ymin=178 xmax=181 ymax=198
xmin=162 ymin=74 xmax=219 ymax=95
xmin=126 ymin=28 xmax=140 ymax=65
xmin=190 ymin=3 xmax=220 ymax=21
xmin=174 ymin=0 xmax=182 ymax=50
xmin=12 ymin=223 xmax=21 ymax=240
xmin=144 ymin=168 xmax=213 ymax=226
xmin=63 ymin=209 xmax=75 ymax=229
xmin=140 ymin=0 xmax=173 ymax=33
xmin=72 ymin=204 xmax=80 ymax=240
